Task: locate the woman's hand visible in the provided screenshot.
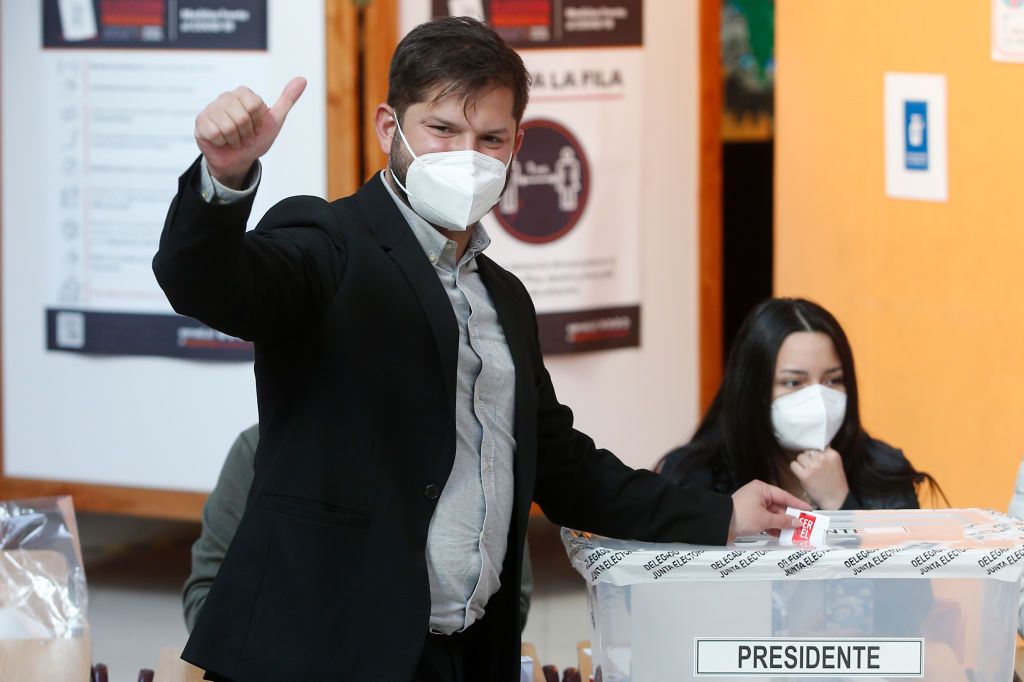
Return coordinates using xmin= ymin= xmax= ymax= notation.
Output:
xmin=790 ymin=448 xmax=849 ymax=510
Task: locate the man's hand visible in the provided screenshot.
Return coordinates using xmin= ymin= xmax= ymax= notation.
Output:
xmin=791 ymin=448 xmax=849 ymax=510
xmin=728 ymin=480 xmax=810 ymax=542
xmin=194 ymin=77 xmax=307 ymax=189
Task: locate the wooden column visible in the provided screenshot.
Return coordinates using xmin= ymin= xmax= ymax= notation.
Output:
xmin=698 ymin=0 xmax=723 ymax=413
xmin=361 ymin=0 xmax=400 ymax=179
xmin=326 ymin=0 xmax=363 ymax=199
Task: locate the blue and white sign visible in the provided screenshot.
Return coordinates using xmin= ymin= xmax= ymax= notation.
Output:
xmin=903 ymin=101 xmax=929 ymax=171
xmin=885 ymin=73 xmax=947 ymax=202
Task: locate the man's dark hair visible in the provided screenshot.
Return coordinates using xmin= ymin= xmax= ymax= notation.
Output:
xmin=388 ymin=16 xmax=531 ymax=124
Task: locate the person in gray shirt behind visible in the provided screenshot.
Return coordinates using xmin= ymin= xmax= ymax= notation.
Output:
xmin=183 ymin=425 xmax=535 ymax=633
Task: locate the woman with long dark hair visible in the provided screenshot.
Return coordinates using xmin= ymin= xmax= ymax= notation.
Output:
xmin=659 ymin=298 xmax=940 ymax=509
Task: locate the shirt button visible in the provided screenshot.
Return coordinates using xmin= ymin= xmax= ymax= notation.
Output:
xmin=424 ymin=484 xmax=441 ymax=500
xmin=428 ymin=254 xmax=438 ymax=263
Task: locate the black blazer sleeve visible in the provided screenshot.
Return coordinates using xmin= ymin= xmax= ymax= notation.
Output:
xmin=514 ymin=282 xmax=734 ymax=546
xmin=152 ymin=158 xmax=346 ymax=342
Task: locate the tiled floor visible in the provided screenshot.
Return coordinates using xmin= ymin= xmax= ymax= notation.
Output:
xmin=79 ymin=512 xmax=590 ymax=680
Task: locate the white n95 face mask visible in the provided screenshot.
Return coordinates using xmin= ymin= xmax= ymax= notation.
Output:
xmin=390 ymin=114 xmax=511 ymax=231
xmin=771 ymin=384 xmax=847 ymax=452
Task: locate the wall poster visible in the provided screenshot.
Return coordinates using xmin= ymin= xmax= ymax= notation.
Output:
xmin=25 ymin=1 xmax=325 ymax=361
xmin=435 ymin=0 xmax=643 ymax=354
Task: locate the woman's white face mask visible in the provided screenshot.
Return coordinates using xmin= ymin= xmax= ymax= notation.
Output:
xmin=771 ymin=384 xmax=847 ymax=452
xmin=390 ymin=114 xmax=512 ymax=231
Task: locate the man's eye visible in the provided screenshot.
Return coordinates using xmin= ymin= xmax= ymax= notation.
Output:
xmin=430 ymin=126 xmax=452 ymax=134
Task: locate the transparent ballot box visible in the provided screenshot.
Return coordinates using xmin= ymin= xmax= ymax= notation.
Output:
xmin=563 ymin=509 xmax=1024 ymax=681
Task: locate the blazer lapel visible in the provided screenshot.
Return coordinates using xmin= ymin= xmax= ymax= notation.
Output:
xmin=355 ymin=175 xmax=458 ymax=413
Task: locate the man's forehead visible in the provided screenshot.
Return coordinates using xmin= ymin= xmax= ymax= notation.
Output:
xmin=415 ymin=83 xmax=516 ymax=123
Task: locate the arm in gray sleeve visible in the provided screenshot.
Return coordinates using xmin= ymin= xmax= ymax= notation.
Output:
xmin=182 ymin=424 xmax=259 ymax=631
xmin=197 ymin=157 xmax=262 ymax=205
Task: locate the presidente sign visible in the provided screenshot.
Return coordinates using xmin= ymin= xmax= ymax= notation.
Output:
xmin=694 ymin=638 xmax=925 ymax=677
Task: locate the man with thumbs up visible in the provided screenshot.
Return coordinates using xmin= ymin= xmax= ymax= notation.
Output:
xmin=192 ymin=77 xmax=308 ymax=193
xmin=154 ymin=16 xmax=806 ymax=682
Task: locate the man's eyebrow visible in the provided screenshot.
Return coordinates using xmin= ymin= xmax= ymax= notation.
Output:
xmin=423 ymin=115 xmax=511 ymax=136
xmin=423 ymin=115 xmax=459 ymax=127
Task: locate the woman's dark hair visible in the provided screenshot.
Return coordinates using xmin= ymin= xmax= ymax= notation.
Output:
xmin=660 ymin=298 xmax=942 ymax=503
xmin=388 ymin=16 xmax=531 ymax=125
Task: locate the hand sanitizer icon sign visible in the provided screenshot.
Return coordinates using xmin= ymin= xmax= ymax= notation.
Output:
xmin=904 ymin=100 xmax=929 ymax=171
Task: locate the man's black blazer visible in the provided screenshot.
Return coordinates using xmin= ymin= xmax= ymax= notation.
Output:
xmin=153 ymin=158 xmax=733 ymax=681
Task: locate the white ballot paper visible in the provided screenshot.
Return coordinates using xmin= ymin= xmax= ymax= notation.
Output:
xmin=779 ymin=507 xmax=830 ymax=547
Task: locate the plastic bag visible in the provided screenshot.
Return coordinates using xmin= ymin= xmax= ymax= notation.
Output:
xmin=0 ymin=496 xmax=87 ymax=639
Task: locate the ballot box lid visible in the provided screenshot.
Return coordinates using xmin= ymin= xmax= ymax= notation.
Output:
xmin=563 ymin=508 xmax=1024 ymax=586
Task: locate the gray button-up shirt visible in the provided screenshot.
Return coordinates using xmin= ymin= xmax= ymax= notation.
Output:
xmin=198 ymin=161 xmax=518 ymax=633
xmin=380 ymin=172 xmax=517 ymax=634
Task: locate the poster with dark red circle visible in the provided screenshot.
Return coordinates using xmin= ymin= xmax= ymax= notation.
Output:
xmin=432 ymin=2 xmax=644 ymax=355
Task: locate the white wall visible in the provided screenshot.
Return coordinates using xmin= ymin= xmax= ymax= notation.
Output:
xmin=400 ymin=2 xmax=702 ymax=470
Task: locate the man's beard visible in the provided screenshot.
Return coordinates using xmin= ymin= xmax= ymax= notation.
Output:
xmin=387 ymin=133 xmax=413 ymax=204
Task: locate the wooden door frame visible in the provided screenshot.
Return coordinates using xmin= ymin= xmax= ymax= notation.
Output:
xmin=698 ymin=0 xmax=723 ymax=413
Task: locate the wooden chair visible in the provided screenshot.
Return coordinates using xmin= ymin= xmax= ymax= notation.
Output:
xmin=153 ymin=647 xmax=204 ymax=682
xmin=520 ymin=641 xmax=545 ymax=682
xmin=153 ymin=642 xmax=573 ymax=681
xmin=577 ymin=640 xmax=592 ymax=681
xmin=0 ymin=637 xmax=90 ymax=679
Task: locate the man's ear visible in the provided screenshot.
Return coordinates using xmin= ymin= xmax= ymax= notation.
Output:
xmin=512 ymin=126 xmax=525 ymax=157
xmin=374 ymin=104 xmax=397 ymax=156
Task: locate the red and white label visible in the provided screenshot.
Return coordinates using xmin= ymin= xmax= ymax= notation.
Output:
xmin=781 ymin=508 xmax=830 ymax=547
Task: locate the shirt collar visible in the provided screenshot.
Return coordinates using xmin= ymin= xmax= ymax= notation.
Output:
xmin=378 ymin=170 xmax=491 ymax=270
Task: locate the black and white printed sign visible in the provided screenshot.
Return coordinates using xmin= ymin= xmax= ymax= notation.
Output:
xmin=434 ymin=3 xmax=646 ymax=354
xmin=694 ymin=638 xmax=924 ymax=677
